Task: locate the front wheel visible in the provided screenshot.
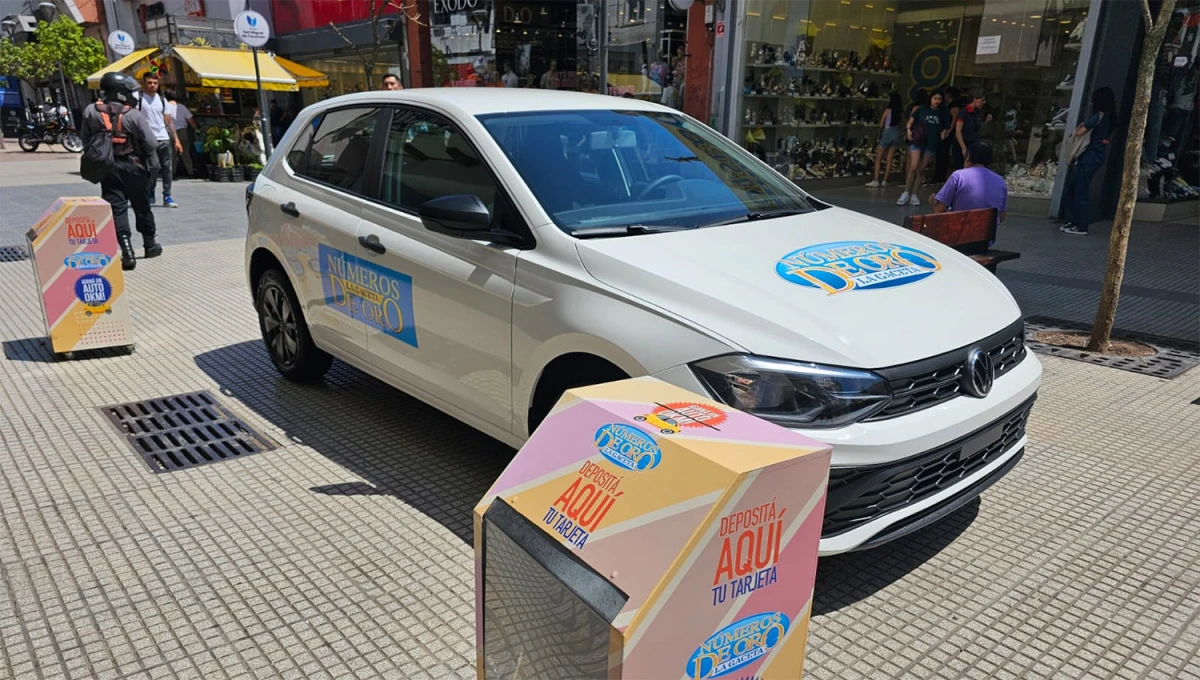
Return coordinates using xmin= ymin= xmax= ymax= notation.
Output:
xmin=61 ymin=133 xmax=83 ymax=153
xmin=18 ymin=135 xmax=39 ymax=152
xmin=256 ymin=268 xmax=332 ymax=382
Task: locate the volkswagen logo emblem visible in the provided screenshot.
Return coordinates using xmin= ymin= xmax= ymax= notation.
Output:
xmin=963 ymin=348 xmax=995 ymax=398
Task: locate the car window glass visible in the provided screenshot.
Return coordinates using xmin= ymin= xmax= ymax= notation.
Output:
xmin=298 ymin=107 xmax=379 ymax=194
xmin=285 ymin=115 xmax=316 ymax=171
xmin=479 ymin=110 xmax=814 ymax=232
xmin=381 ymin=109 xmax=497 ymax=216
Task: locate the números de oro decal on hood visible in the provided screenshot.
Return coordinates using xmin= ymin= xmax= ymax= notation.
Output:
xmin=775 ymin=240 xmax=942 ymax=295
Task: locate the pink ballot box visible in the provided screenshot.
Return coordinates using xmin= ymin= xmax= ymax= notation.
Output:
xmin=26 ymin=198 xmax=134 ymax=357
xmin=474 ymin=377 xmax=831 ymax=680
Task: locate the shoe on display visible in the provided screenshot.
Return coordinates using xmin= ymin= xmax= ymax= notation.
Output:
xmin=865 ymin=180 xmax=882 ymax=187
xmin=1062 ymin=225 xmax=1088 ymax=236
xmin=1058 ymin=73 xmax=1075 ymax=90
xmin=896 ymin=191 xmax=910 ymax=205
xmin=910 ymin=194 xmax=921 ymax=206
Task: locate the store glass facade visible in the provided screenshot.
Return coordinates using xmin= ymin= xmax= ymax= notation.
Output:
xmin=734 ymin=0 xmax=1093 ymax=197
xmin=1142 ymin=0 xmax=1200 ymax=203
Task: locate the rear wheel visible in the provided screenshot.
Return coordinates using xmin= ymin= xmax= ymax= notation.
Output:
xmin=256 ymin=268 xmax=332 ymax=382
xmin=18 ymin=135 xmax=39 ymax=152
xmin=61 ymin=133 xmax=83 ymax=153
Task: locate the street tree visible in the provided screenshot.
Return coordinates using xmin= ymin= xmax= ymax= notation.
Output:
xmin=330 ymin=0 xmax=426 ymax=90
xmin=1088 ymin=0 xmax=1177 ymax=352
xmin=0 ymin=17 xmax=105 ymax=85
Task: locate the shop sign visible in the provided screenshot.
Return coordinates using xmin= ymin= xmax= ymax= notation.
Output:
xmin=235 ymin=10 xmax=270 ymax=48
xmin=434 ymin=0 xmax=480 ymax=13
xmin=108 ymin=30 xmax=135 ymax=56
xmin=976 ymin=35 xmax=1001 ymax=55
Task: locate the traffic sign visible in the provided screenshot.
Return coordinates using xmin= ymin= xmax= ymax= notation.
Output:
xmin=108 ymin=30 xmax=134 ymax=56
xmin=234 ymin=10 xmax=270 ymax=48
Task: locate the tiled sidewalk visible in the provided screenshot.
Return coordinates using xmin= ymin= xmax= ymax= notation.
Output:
xmin=1 ymin=150 xmax=1199 ymax=680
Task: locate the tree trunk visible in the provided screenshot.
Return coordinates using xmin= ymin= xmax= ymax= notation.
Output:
xmin=1088 ymin=0 xmax=1176 ymax=352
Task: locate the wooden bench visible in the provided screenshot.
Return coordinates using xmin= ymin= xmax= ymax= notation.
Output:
xmin=902 ymin=208 xmax=1020 ymax=273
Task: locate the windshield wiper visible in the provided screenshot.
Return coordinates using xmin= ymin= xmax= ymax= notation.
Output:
xmin=571 ymin=224 xmax=696 ymax=239
xmin=695 ymin=208 xmax=812 ymax=229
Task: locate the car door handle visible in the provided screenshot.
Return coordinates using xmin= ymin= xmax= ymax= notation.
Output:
xmin=279 ymin=201 xmax=300 ymax=217
xmin=358 ymin=234 xmax=386 ymax=254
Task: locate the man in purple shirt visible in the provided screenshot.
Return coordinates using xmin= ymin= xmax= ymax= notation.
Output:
xmin=931 ymin=142 xmax=1008 ymax=229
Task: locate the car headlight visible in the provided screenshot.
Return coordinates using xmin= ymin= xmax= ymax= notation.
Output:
xmin=690 ymin=355 xmax=892 ymax=428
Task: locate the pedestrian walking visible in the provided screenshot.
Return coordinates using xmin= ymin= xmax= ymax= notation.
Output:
xmin=1061 ymin=87 xmax=1117 ymax=236
xmin=80 ymin=73 xmax=160 ymax=270
xmin=899 ymin=90 xmax=949 ymax=206
xmin=139 ymin=72 xmax=182 ymax=208
xmin=167 ymin=91 xmax=199 ymax=177
xmin=930 ymin=142 xmax=1008 ymax=235
xmin=866 ymin=91 xmax=904 ymax=188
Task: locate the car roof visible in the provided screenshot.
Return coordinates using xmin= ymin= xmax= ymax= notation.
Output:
xmin=308 ymin=88 xmax=674 ymax=117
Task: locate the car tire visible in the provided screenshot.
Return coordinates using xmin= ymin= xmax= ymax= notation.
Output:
xmin=256 ymin=268 xmax=332 ymax=382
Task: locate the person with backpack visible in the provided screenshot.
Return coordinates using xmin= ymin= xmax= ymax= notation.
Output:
xmin=80 ymin=73 xmax=160 ymax=270
xmin=139 ymin=72 xmax=182 ymax=208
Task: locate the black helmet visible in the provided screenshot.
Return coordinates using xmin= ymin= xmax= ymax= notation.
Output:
xmin=100 ymin=72 xmax=140 ymax=105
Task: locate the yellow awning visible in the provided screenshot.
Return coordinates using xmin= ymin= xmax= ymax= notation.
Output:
xmin=173 ymin=46 xmax=298 ymax=92
xmin=86 ymin=48 xmax=159 ymax=88
xmin=273 ymin=56 xmax=330 ymax=88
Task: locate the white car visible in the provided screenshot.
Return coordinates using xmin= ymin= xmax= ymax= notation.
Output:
xmin=244 ymin=89 xmax=1040 ymax=555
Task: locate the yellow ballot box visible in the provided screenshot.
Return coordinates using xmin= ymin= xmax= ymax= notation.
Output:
xmin=25 ymin=198 xmax=134 ymax=357
xmin=474 ymin=377 xmax=832 ymax=679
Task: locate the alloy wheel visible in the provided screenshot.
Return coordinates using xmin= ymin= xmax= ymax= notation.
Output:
xmin=261 ymin=283 xmax=299 ymax=367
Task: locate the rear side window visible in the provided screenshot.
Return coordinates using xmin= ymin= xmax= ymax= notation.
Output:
xmin=380 ymin=108 xmax=496 ymax=214
xmin=296 ymin=107 xmax=380 ymax=194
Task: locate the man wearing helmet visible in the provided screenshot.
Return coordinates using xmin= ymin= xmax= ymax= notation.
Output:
xmin=82 ymin=73 xmax=160 ymax=270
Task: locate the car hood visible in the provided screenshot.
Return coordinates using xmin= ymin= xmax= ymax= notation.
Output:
xmin=575 ymin=207 xmax=1022 ymax=368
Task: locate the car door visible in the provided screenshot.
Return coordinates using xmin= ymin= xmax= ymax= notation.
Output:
xmin=279 ymin=106 xmax=384 ymax=360
xmin=356 ymin=106 xmax=527 ymax=432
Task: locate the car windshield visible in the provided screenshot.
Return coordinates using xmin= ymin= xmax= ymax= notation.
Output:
xmin=477 ymin=110 xmax=814 ymax=234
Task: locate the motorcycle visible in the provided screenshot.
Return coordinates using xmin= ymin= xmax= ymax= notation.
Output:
xmin=18 ymin=114 xmax=83 ymax=153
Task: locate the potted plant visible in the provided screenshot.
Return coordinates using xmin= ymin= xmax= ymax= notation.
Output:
xmin=202 ymin=126 xmax=237 ymax=181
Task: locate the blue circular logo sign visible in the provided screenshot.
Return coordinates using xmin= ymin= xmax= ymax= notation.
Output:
xmin=776 ymin=241 xmax=941 ymax=295
xmin=75 ymin=274 xmax=112 ymax=307
xmin=685 ymin=611 xmax=790 ymax=679
xmin=594 ymin=423 xmax=661 ymax=471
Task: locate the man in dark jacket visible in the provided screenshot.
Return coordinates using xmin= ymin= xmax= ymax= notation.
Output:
xmin=82 ymin=73 xmax=161 ymax=270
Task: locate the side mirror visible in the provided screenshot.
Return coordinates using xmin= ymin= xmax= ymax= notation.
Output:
xmin=419 ymin=194 xmax=491 ymax=237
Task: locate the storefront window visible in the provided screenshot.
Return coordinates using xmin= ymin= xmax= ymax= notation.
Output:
xmin=604 ymin=1 xmax=688 ymax=108
xmin=427 ymin=0 xmax=605 ymax=91
xmin=296 ymin=57 xmax=402 ymax=107
xmin=1142 ymin=0 xmax=1200 ymax=203
xmin=736 ymin=0 xmax=1094 ymax=194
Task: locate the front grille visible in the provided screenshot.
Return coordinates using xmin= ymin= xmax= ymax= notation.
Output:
xmin=823 ymin=394 xmax=1036 ymax=537
xmin=866 ymin=318 xmax=1027 ymax=421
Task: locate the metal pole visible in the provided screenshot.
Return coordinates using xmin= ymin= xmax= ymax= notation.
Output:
xmin=252 ymin=46 xmax=273 ymax=157
xmin=598 ymin=0 xmax=608 ymax=94
xmin=58 ymin=63 xmax=73 ymax=128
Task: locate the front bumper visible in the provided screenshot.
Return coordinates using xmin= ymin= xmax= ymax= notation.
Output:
xmin=653 ymin=347 xmax=1042 ymax=555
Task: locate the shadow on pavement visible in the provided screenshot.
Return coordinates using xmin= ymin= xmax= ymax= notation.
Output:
xmin=195 ymin=340 xmax=514 ymax=544
xmin=811 ymin=497 xmax=980 ymax=615
xmin=3 ymin=337 xmax=133 ymax=362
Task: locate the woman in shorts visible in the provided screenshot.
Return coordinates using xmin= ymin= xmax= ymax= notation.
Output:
xmin=866 ymin=91 xmax=904 ymax=188
xmin=899 ymin=90 xmax=949 ymax=206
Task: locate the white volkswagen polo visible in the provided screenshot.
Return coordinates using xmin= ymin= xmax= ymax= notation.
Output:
xmin=245 ymin=89 xmax=1040 ymax=554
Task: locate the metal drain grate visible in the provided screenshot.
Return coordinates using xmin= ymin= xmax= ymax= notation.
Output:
xmin=101 ymin=391 xmax=276 ymax=473
xmin=1025 ymin=317 xmax=1200 ymax=379
xmin=0 ymin=245 xmax=30 ymax=262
